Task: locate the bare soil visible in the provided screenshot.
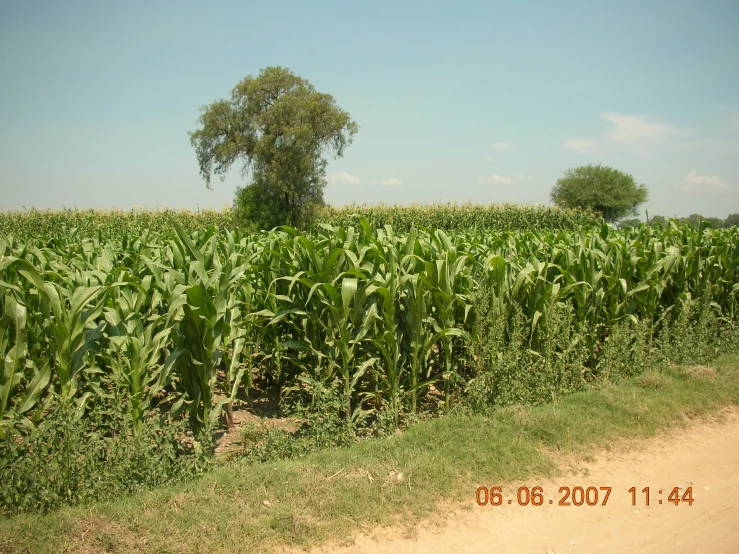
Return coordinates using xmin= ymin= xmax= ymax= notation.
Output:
xmin=298 ymin=407 xmax=739 ymax=554
xmin=213 ymin=394 xmax=299 ymax=458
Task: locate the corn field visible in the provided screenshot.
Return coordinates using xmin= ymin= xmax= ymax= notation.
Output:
xmin=0 ymin=203 xmax=599 ymax=242
xmin=318 ymin=202 xmax=599 ymax=232
xmin=0 ymin=208 xmax=234 ymax=242
xmin=1 ymin=216 xmax=738 ymax=437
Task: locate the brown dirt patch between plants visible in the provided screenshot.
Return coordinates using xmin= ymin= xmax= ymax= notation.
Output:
xmin=213 ymin=398 xmax=300 ymax=458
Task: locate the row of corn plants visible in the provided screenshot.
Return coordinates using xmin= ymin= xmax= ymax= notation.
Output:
xmin=0 ymin=203 xmax=599 ymax=242
xmin=317 ymin=202 xmax=600 ymax=232
xmin=0 ymin=208 xmax=235 ymax=242
xmin=1 ymin=220 xmax=738 ymax=440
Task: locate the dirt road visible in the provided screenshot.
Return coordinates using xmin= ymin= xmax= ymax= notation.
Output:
xmin=308 ymin=409 xmax=739 ymax=554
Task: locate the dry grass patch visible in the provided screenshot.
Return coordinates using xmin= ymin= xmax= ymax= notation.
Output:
xmin=683 ymin=365 xmax=717 ymax=381
xmin=637 ymin=371 xmax=669 ymax=389
xmin=64 ymin=515 xmax=145 ymax=554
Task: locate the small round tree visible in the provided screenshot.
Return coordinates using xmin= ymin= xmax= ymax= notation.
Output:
xmin=550 ymin=164 xmax=648 ymax=223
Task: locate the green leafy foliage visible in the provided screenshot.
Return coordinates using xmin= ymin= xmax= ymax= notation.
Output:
xmin=725 ymin=213 xmax=739 ymax=228
xmin=235 ymin=384 xmax=354 ymax=464
xmin=190 ymin=66 xmax=358 ymax=230
xmin=551 ymin=164 xmax=648 ymax=222
xmin=2 ymin=215 xmax=738 ymax=433
xmin=0 ymin=394 xmax=210 ymax=516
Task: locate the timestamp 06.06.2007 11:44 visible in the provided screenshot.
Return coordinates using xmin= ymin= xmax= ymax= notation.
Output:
xmin=475 ymin=486 xmax=695 ymax=507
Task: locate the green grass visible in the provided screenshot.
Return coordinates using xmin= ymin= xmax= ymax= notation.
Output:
xmin=2 ymin=355 xmax=738 ymax=554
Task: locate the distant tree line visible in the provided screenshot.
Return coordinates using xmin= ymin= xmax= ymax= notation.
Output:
xmin=619 ymin=213 xmax=739 ymax=229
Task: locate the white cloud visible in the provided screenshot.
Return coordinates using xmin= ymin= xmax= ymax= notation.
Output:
xmin=478 ymin=173 xmax=513 ymax=185
xmin=562 ymin=113 xmax=689 ymax=155
xmin=601 ymin=112 xmax=681 ymax=143
xmin=478 ymin=173 xmax=532 ymax=185
xmin=328 ymin=172 xmax=361 ymax=185
xmin=682 ymin=170 xmax=730 ymax=193
xmin=380 ymin=178 xmax=402 ymax=186
xmin=491 ymin=141 xmax=514 ymax=151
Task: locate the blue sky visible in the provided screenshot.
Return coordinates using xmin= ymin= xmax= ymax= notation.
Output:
xmin=1 ymin=0 xmax=738 ymax=219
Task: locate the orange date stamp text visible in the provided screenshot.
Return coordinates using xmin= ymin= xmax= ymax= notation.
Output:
xmin=475 ymin=486 xmax=694 ymax=507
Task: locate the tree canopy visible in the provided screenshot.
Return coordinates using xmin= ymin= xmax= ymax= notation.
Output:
xmin=550 ymin=164 xmax=648 ymax=222
xmin=189 ymin=66 xmax=358 ymax=229
xmin=725 ymin=213 xmax=739 ymax=228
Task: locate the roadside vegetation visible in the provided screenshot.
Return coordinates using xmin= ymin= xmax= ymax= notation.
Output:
xmin=1 ymin=352 xmax=738 ymax=554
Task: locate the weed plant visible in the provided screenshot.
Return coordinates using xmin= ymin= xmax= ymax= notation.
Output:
xmin=0 ymin=389 xmax=211 ymax=515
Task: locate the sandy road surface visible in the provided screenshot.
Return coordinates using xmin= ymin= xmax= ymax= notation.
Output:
xmin=305 ymin=409 xmax=739 ymax=554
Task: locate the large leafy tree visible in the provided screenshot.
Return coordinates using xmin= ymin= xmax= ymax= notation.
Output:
xmin=190 ymin=66 xmax=358 ymax=229
xmin=724 ymin=213 xmax=739 ymax=228
xmin=550 ymin=164 xmax=648 ymax=222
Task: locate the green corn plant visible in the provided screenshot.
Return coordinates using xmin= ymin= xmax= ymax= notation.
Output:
xmin=168 ymin=282 xmax=222 ymax=434
xmin=104 ymin=307 xmax=180 ymax=432
xmin=423 ymin=231 xmax=472 ymax=408
xmin=214 ymin=268 xmax=251 ymax=429
xmin=370 ymin=270 xmax=407 ymax=427
xmin=46 ymin=284 xmax=109 ymax=408
xmin=3 ymin=255 xmax=109 ymax=413
xmin=306 ymin=276 xmax=379 ymax=425
xmin=399 ymin=273 xmax=441 ymax=413
xmin=0 ymin=294 xmax=51 ymax=436
xmin=166 ymin=223 xmax=254 ymax=432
